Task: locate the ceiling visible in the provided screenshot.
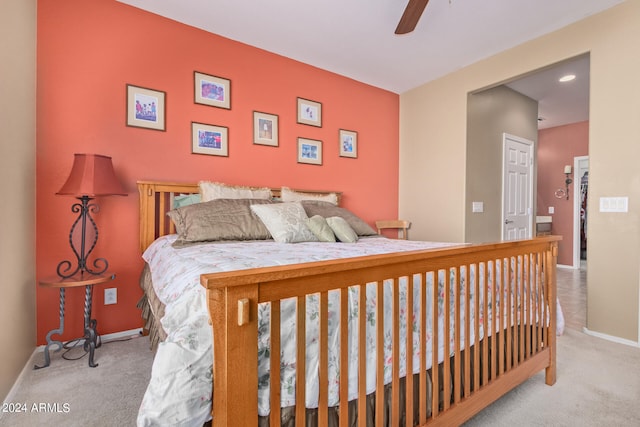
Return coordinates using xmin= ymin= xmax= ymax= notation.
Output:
xmin=117 ymin=0 xmax=623 ymax=128
xmin=505 ymin=54 xmax=590 ymax=129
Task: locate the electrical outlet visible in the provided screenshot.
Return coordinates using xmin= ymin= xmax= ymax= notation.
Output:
xmin=104 ymin=288 xmax=117 ymax=305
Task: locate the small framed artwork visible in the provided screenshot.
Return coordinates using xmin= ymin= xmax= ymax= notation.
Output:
xmin=296 ymin=97 xmax=322 ymax=127
xmin=126 ymin=84 xmax=166 ymax=131
xmin=339 ymin=129 xmax=358 ymax=158
xmin=297 ymin=138 xmax=322 ymax=165
xmin=194 ymin=71 xmax=231 ymax=109
xmin=191 ymin=122 xmax=229 ymax=157
xmin=253 ymin=111 xmax=279 ymax=146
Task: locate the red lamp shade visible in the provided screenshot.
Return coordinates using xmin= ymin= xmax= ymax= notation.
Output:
xmin=57 ymin=154 xmax=127 ymax=197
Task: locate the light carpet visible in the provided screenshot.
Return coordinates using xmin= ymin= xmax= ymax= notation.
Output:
xmin=0 ymin=335 xmax=153 ymax=427
xmin=464 ymin=328 xmax=640 ymax=426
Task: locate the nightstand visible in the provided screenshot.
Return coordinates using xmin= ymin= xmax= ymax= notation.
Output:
xmin=35 ymin=272 xmax=116 ymax=369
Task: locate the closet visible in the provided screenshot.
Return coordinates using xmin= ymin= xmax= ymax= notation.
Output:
xmin=579 ymin=170 xmax=588 ymax=260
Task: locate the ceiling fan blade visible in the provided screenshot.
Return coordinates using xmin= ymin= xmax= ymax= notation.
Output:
xmin=395 ymin=0 xmax=430 ymax=34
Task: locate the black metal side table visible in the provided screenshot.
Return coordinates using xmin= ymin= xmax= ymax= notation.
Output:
xmin=35 ymin=272 xmax=116 ymax=369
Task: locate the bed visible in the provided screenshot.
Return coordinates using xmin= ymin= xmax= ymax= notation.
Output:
xmin=136 ymin=180 xmax=560 ymax=427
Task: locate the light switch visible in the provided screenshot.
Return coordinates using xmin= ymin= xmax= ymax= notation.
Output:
xmin=472 ymin=202 xmax=484 ymax=213
xmin=600 ymin=197 xmax=628 ymax=213
xmin=548 ymin=206 xmax=554 ymax=214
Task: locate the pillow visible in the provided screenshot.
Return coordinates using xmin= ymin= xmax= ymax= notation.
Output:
xmin=173 ymin=193 xmax=201 ymax=209
xmin=300 ymin=201 xmax=377 ymax=236
xmin=306 ymin=215 xmax=336 ymax=242
xmin=167 ymin=198 xmax=273 ymax=245
xmin=281 ymin=187 xmax=338 ymax=205
xmin=250 ymin=202 xmax=318 ymax=243
xmin=200 ymin=181 xmax=272 ymax=202
xmin=326 ymin=216 xmax=358 ymax=243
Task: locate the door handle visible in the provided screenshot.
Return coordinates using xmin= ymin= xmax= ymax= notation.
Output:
xmin=504 ymin=219 xmax=514 ymax=224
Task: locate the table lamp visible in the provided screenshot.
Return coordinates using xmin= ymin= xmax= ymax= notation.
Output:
xmin=56 ymin=154 xmax=126 ymax=279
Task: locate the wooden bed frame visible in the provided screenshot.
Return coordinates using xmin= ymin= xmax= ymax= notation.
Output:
xmin=138 ymin=180 xmax=559 ymax=427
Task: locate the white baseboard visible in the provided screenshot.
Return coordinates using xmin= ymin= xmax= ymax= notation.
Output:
xmin=557 ymin=264 xmax=577 ymax=269
xmin=3 ymin=328 xmax=144 ymax=406
xmin=583 ymin=326 xmax=640 ymax=348
xmin=102 ymin=327 xmax=144 ymax=342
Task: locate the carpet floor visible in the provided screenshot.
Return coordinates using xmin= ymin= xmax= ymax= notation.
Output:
xmin=0 ymin=334 xmax=153 ymax=426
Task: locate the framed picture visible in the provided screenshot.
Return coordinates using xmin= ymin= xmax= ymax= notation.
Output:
xmin=253 ymin=111 xmax=279 ymax=146
xmin=191 ymin=122 xmax=229 ymax=157
xmin=194 ymin=71 xmax=231 ymax=109
xmin=297 ymin=138 xmax=322 ymax=165
xmin=126 ymin=84 xmax=166 ymax=131
xmin=296 ymin=97 xmax=322 ymax=127
xmin=339 ymin=129 xmax=358 ymax=158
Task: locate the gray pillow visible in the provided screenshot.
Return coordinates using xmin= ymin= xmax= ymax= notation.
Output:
xmin=167 ymin=198 xmax=273 ymax=245
xmin=326 ymin=216 xmax=358 ymax=243
xmin=300 ymin=201 xmax=377 ymax=236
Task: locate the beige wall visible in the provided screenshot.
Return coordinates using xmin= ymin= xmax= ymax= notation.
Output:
xmin=400 ymin=1 xmax=640 ymax=342
xmin=0 ymin=0 xmax=37 ymax=402
xmin=466 ymin=85 xmax=538 ymax=243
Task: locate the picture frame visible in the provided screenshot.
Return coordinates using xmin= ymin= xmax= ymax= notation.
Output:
xmin=339 ymin=129 xmax=358 ymax=158
xmin=297 ymin=138 xmax=322 ymax=165
xmin=296 ymin=97 xmax=322 ymax=127
xmin=194 ymin=71 xmax=231 ymax=109
xmin=126 ymin=84 xmax=166 ymax=131
xmin=253 ymin=111 xmax=279 ymax=146
xmin=191 ymin=122 xmax=229 ymax=157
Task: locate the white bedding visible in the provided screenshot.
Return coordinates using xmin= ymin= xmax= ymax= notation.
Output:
xmin=137 ymin=235 xmax=563 ymax=426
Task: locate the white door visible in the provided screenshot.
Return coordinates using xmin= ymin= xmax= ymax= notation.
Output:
xmin=502 ymin=134 xmax=533 ymax=240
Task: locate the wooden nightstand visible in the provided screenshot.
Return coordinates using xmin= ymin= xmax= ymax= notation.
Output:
xmin=35 ymin=272 xmax=116 ymax=369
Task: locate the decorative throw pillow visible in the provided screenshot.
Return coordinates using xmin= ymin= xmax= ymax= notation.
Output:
xmin=250 ymin=202 xmax=318 ymax=243
xmin=306 ymin=215 xmax=336 ymax=242
xmin=167 ymin=198 xmax=273 ymax=246
xmin=326 ymin=216 xmax=358 ymax=243
xmin=300 ymin=201 xmax=377 ymax=236
xmin=281 ymin=187 xmax=339 ymax=205
xmin=199 ymin=181 xmax=272 ymax=202
xmin=173 ymin=193 xmax=201 ymax=209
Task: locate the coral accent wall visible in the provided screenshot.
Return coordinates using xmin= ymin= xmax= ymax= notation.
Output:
xmin=36 ymin=0 xmax=399 ymax=343
xmin=536 ymin=121 xmax=588 ymax=266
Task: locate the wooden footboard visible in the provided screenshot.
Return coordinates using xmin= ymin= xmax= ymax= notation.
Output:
xmin=201 ymin=237 xmax=560 ymax=426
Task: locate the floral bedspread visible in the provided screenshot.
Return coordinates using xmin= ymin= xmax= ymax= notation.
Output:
xmin=137 ymin=235 xmax=562 ymax=426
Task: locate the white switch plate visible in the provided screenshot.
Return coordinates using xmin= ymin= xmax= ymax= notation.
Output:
xmin=548 ymin=206 xmax=554 ymax=214
xmin=472 ymin=201 xmax=484 ymax=213
xmin=599 ymin=197 xmax=628 ymax=213
xmin=104 ymin=288 xmax=117 ymax=305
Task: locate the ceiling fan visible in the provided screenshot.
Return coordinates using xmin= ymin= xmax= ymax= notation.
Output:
xmin=395 ymin=0 xmax=430 ymax=34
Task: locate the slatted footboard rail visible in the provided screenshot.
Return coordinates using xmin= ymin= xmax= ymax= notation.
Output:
xmin=200 ymin=236 xmax=560 ymax=427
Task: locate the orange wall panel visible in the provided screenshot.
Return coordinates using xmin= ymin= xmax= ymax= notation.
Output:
xmin=36 ymin=0 xmax=399 ymax=343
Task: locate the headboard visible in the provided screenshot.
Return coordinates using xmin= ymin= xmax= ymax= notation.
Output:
xmin=137 ymin=181 xmax=342 ymax=253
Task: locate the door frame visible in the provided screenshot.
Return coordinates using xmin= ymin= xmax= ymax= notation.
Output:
xmin=501 ymin=133 xmax=534 ymax=240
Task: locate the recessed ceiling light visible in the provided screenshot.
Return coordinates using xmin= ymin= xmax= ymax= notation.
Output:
xmin=559 ymin=74 xmax=576 ymax=82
